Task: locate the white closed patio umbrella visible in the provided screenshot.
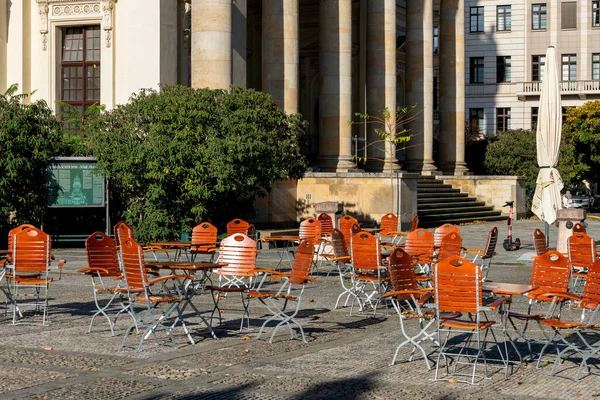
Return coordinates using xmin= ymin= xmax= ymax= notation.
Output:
xmin=531 ymin=46 xmax=563 ymax=234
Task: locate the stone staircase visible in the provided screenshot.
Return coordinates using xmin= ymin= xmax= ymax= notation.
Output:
xmin=417 ymin=176 xmax=508 ymax=228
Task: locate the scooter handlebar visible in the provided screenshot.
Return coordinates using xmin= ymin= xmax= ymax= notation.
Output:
xmin=503 ymin=201 xmax=514 ymax=207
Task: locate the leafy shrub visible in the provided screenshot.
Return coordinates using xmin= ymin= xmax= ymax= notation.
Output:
xmin=85 ymin=85 xmax=308 ymax=242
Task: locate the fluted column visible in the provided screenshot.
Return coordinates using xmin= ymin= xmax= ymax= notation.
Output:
xmin=191 ymin=0 xmax=232 ymax=89
xmin=404 ymin=0 xmax=437 ymax=174
xmin=262 ymin=0 xmax=299 ymax=114
xmin=318 ymin=0 xmax=354 ymax=171
xmin=366 ymin=0 xmax=399 ymax=171
xmin=439 ymin=0 xmax=468 ymax=175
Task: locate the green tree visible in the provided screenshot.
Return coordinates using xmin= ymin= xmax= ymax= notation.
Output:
xmin=85 ymin=85 xmax=308 ymax=242
xmin=562 ymin=100 xmax=600 ymax=185
xmin=0 ymin=84 xmax=64 ymax=233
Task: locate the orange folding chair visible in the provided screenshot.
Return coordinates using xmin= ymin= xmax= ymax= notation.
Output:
xmin=189 ymin=222 xmax=219 ymax=262
xmin=388 ymin=214 xmax=419 ymax=245
xmin=113 ymin=221 xmax=169 ymax=261
xmin=433 ymin=223 xmax=460 ymax=249
xmin=463 ymin=226 xmax=498 ymax=281
xmin=537 ymin=259 xmax=600 ymax=380
xmin=339 ymin=215 xmax=359 ymax=243
xmin=78 ymin=232 xmax=132 ymax=336
xmin=206 ymin=233 xmax=257 ymax=331
xmin=323 ymin=229 xmax=356 ymax=310
xmin=434 ymin=256 xmax=506 ymax=384
xmin=436 ymin=232 xmax=463 ymax=263
xmin=249 ymin=239 xmax=317 ymax=343
xmin=532 ymin=228 xmax=548 ymax=256
xmin=8 ymin=227 xmax=61 ymax=325
xmin=317 ymin=213 xmax=334 ymax=237
xmin=226 ymin=218 xmax=251 ymax=236
xmin=349 ymin=231 xmax=389 ymax=315
xmin=572 ymin=223 xmax=587 ymax=234
xmin=382 ymin=248 xmax=440 ymax=370
xmin=299 ymin=217 xmax=324 ymax=272
xmin=568 ymin=231 xmax=597 ymax=293
xmin=120 ymin=237 xmax=194 ymax=351
xmin=404 ymin=228 xmax=435 ymax=277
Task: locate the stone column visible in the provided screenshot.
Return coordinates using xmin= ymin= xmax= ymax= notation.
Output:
xmin=366 ymin=0 xmax=399 ymax=171
xmin=262 ymin=0 xmax=299 ymax=114
xmin=191 ymin=0 xmax=232 ymax=89
xmin=404 ymin=0 xmax=437 ymax=174
xmin=0 ymin=0 xmax=7 ymax=92
xmin=318 ymin=0 xmax=354 ymax=172
xmin=439 ymin=0 xmax=468 ymax=175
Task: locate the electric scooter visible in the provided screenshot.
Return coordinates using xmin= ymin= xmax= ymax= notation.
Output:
xmin=502 ymin=201 xmax=521 ymax=251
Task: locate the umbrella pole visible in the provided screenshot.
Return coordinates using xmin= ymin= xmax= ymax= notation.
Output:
xmin=545 ymin=221 xmax=550 ymax=248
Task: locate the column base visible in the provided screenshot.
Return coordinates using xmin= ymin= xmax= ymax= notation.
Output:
xmin=440 ymin=162 xmax=470 ymax=176
xmin=317 ymin=155 xmax=357 ymax=172
xmin=403 ymin=160 xmax=438 ymax=175
xmin=365 ymin=159 xmax=404 ymax=173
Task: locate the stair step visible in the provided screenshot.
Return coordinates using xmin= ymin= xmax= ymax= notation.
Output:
xmin=418 ymin=196 xmax=473 ymax=204
xmin=419 ymin=210 xmax=504 ymax=220
xmin=418 ymin=201 xmax=486 ymax=210
xmin=418 ymin=192 xmax=468 ymax=199
xmin=417 ymin=182 xmax=454 ymax=189
xmin=419 ymin=206 xmax=495 ymax=215
xmin=419 ymin=215 xmax=508 ymax=228
xmin=417 ymin=187 xmax=462 ymax=194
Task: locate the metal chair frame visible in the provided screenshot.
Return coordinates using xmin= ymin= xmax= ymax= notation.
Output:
xmin=463 ymin=226 xmax=498 ymax=281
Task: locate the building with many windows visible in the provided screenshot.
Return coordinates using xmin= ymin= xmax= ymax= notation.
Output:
xmin=463 ymin=0 xmax=600 ymax=136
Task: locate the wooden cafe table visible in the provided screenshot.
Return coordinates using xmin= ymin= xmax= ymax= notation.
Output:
xmin=150 ymin=241 xmax=192 ymax=261
xmin=144 ymin=260 xmax=224 ymax=343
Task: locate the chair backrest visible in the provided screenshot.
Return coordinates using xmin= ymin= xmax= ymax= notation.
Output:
xmin=436 ymin=232 xmax=463 ymax=262
xmin=114 ymin=221 xmax=134 ymax=246
xmin=120 ymin=237 xmax=148 ymax=290
xmin=582 ymin=259 xmax=600 ymax=308
xmin=7 ymin=224 xmax=35 ymax=263
xmin=191 ymin=222 xmax=218 ymax=252
xmin=339 ymin=215 xmax=359 ymax=242
xmin=226 ymin=218 xmax=250 ymax=236
xmin=404 ymin=228 xmax=434 ymax=264
xmin=85 ymin=232 xmax=121 ymax=277
xmin=317 ymin=213 xmax=334 ymax=236
xmin=532 ymin=228 xmax=548 ymax=256
xmin=299 ymin=218 xmax=322 ymax=241
xmin=379 ymin=213 xmax=398 ymax=236
xmin=13 ymin=227 xmax=52 ymax=273
xmin=572 ymin=223 xmax=587 ymax=234
xmin=330 ymin=229 xmax=351 ymax=263
xmin=435 ymin=256 xmax=481 ymax=313
xmin=529 ymin=250 xmax=570 ymax=299
xmin=217 ymin=233 xmax=257 ymax=277
xmin=433 ymin=223 xmax=460 ymax=248
xmin=568 ymin=232 xmax=597 ymax=272
xmin=388 ymin=248 xmax=418 ymax=301
xmin=481 ymin=226 xmax=499 ymax=259
xmin=410 ymin=214 xmax=419 ymax=232
xmin=289 ymin=239 xmax=317 ymax=284
xmin=350 ymin=231 xmax=381 ymax=273
xmin=351 ymin=223 xmax=362 ymax=236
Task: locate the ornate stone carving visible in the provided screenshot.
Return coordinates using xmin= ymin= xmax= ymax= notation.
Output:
xmin=101 ymin=0 xmax=114 ymax=47
xmin=52 ymin=3 xmax=101 ymax=16
xmin=38 ymin=1 xmax=49 ymax=51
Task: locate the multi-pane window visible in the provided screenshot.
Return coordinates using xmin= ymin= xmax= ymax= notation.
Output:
xmin=532 ymin=55 xmax=546 ymax=81
xmin=594 ymin=1 xmax=600 ymax=27
xmin=61 ymin=26 xmax=101 ymax=118
xmin=561 ymin=2 xmax=577 ymax=29
xmin=593 ymin=54 xmax=600 ymax=80
xmin=470 ymin=57 xmax=484 ymax=84
xmin=470 ymin=7 xmax=484 ymax=32
xmin=497 ymin=56 xmax=512 ymax=82
xmin=532 ymin=4 xmax=547 ymax=30
xmin=497 ymin=6 xmax=512 ymax=31
xmin=531 ymin=107 xmax=539 ymax=128
xmin=562 ymin=54 xmax=577 ymax=81
xmin=497 ymin=108 xmax=511 ymax=132
xmin=469 ymin=108 xmax=485 ymax=134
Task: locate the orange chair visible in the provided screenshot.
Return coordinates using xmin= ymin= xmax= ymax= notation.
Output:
xmin=339 ymin=215 xmax=359 ymax=244
xmin=433 ymin=223 xmax=460 ymax=248
xmin=386 ymin=214 xmax=419 ymax=245
xmin=572 ymin=223 xmax=587 ymax=233
xmin=532 ymin=228 xmax=548 ymax=256
xmin=506 ymin=250 xmax=571 ymax=359
xmin=379 ymin=213 xmax=398 ymax=237
xmin=6 ymin=224 xmax=35 ymax=265
xmin=324 ymin=229 xmax=356 ymax=310
xmin=113 ymin=221 xmax=168 ymax=261
xmin=404 ymin=228 xmax=435 ymax=276
xmin=226 ymin=218 xmax=251 ymax=236
xmin=189 ymin=222 xmax=219 ymax=262
xmin=299 ymin=218 xmax=322 ymax=241
xmin=434 ymin=256 xmax=506 ymax=384
xmin=568 ymin=231 xmax=597 ymax=292
xmin=382 ymin=248 xmax=439 ymax=369
xmin=249 ymin=238 xmax=317 ymax=343
xmin=317 ymin=213 xmax=334 ymax=237
xmin=8 ymin=227 xmax=61 ymax=325
xmin=206 ymin=233 xmax=257 ymax=331
xmin=78 ymin=232 xmax=131 ymax=336
xmin=436 ymin=232 xmax=463 ymax=263
xmin=537 ymin=259 xmax=600 ymax=380
xmin=120 ymin=237 xmax=194 ymax=351
xmin=349 ymin=231 xmax=389 ymax=315
xmin=463 ymin=226 xmax=499 ymax=281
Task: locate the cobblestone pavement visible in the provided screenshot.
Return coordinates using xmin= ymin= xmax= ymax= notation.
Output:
xmin=2 ymin=218 xmax=600 ymax=399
